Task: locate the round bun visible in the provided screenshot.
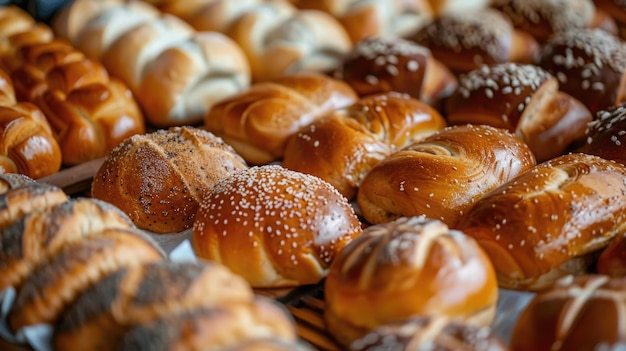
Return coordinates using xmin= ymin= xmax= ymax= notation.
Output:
xmin=458 ymin=153 xmax=626 ymax=291
xmin=324 ymin=216 xmax=498 ymax=346
xmin=350 ymin=316 xmax=507 ymax=351
xmin=580 ymin=103 xmax=626 ymax=164
xmin=511 ymin=274 xmax=626 ymax=351
xmin=192 ymin=164 xmax=363 ymax=288
xmin=356 ymin=124 xmax=536 ymax=227
xmin=91 ymin=126 xmax=248 ymax=234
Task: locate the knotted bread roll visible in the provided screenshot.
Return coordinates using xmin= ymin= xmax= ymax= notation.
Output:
xmin=324 ymin=217 xmax=498 ymax=346
xmin=357 ymin=124 xmax=536 ymax=227
xmin=458 ymin=153 xmax=626 ymax=291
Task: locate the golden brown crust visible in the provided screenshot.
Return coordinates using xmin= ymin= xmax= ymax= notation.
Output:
xmin=356 ymin=124 xmax=536 ymax=228
xmin=458 ymin=153 xmax=626 ymax=291
xmin=205 ymin=72 xmax=358 ymax=165
xmin=91 ymin=126 xmax=248 ymax=234
xmin=192 ymin=165 xmax=363 ymax=288
xmin=597 ymin=233 xmax=626 ymax=277
xmin=283 ymin=92 xmax=446 ymax=199
xmin=324 ymin=217 xmax=498 ymax=346
xmin=511 ymin=275 xmax=626 ymax=350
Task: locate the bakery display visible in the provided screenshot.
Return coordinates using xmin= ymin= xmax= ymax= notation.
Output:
xmin=204 ymin=72 xmax=358 ymax=165
xmin=192 ymin=164 xmax=363 ymax=288
xmin=579 ymin=103 xmax=626 ymax=164
xmin=511 ymin=274 xmax=626 ymax=351
xmin=458 ymin=153 xmax=626 ymax=291
xmin=282 ymin=92 xmax=446 ymax=199
xmin=324 ymin=216 xmax=498 ymax=346
xmin=445 ymin=63 xmax=592 ymax=161
xmin=357 ymin=124 xmax=536 ymax=227
xmin=91 ymin=126 xmax=248 ymax=234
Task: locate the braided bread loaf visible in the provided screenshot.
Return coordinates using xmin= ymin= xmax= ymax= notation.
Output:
xmin=52 ymin=0 xmax=250 ymax=127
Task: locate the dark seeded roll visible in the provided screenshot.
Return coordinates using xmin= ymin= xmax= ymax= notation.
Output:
xmin=0 ymin=181 xmax=67 ymax=231
xmin=9 ymin=227 xmax=165 ymax=331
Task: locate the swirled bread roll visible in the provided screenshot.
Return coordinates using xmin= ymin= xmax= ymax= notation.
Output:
xmin=324 ymin=217 xmax=498 ymax=346
xmin=192 ymin=165 xmax=363 ymax=288
xmin=537 ymin=28 xmax=626 ymax=114
xmin=410 ymin=8 xmax=539 ymax=74
xmin=597 ymin=233 xmax=626 ymax=277
xmin=357 ymin=124 xmax=536 ymax=227
xmin=0 ymin=180 xmax=67 ymax=232
xmin=91 ymin=126 xmax=248 ymax=234
xmin=580 ymin=103 xmax=626 ymax=164
xmin=205 ymin=72 xmax=358 ymax=165
xmin=458 ymin=153 xmax=626 ymax=291
xmin=445 ymin=63 xmax=592 ymax=161
xmin=511 ymin=275 xmax=626 ymax=351
xmin=283 ymin=92 xmax=446 ymax=199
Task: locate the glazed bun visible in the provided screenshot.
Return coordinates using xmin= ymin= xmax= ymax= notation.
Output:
xmin=356 ymin=124 xmax=536 ymax=227
xmin=579 ymin=103 xmax=626 ymax=164
xmin=511 ymin=274 xmax=626 ymax=351
xmin=537 ymin=28 xmax=626 ymax=114
xmin=283 ymin=92 xmax=446 ymax=199
xmin=192 ymin=165 xmax=363 ymax=288
xmin=324 ymin=217 xmax=498 ymax=346
xmin=445 ymin=63 xmax=592 ymax=161
xmin=334 ymin=37 xmax=457 ymax=107
xmin=458 ymin=153 xmax=626 ymax=291
xmin=91 ymin=126 xmax=248 ymax=234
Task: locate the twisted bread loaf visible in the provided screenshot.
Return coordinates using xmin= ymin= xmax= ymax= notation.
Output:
xmin=53 ymin=0 xmax=251 ymax=127
xmin=192 ymin=165 xmax=363 ymax=288
xmin=445 ymin=63 xmax=592 ymax=162
xmin=205 ymin=72 xmax=358 ymax=164
xmin=458 ymin=153 xmax=626 ymax=291
xmin=356 ymin=124 xmax=536 ymax=227
xmin=91 ymin=126 xmax=249 ymax=234
xmin=283 ymin=92 xmax=446 ymax=199
xmin=324 ymin=217 xmax=498 ymax=346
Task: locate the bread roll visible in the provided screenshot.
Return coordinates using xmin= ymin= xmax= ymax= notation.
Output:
xmin=0 ymin=197 xmax=135 ymax=292
xmin=493 ymin=0 xmax=616 ymax=43
xmin=9 ymin=227 xmax=165 ymax=331
xmin=537 ymin=28 xmax=626 ymax=114
xmin=91 ymin=126 xmax=248 ymax=234
xmin=580 ymin=104 xmax=626 ymax=164
xmin=410 ymin=8 xmax=539 ymax=74
xmin=0 ymin=181 xmax=67 ymax=232
xmin=0 ymin=6 xmax=53 ymax=72
xmin=445 ymin=63 xmax=592 ymax=161
xmin=0 ymin=173 xmax=35 ymax=194
xmin=53 ymin=261 xmax=255 ymax=351
xmin=597 ymin=233 xmax=626 ymax=277
xmin=192 ymin=165 xmax=363 ymax=288
xmin=292 ymin=0 xmax=433 ymax=44
xmin=205 ymin=72 xmax=358 ymax=164
xmin=511 ymin=274 xmax=626 ymax=351
xmin=226 ymin=1 xmax=352 ymax=82
xmin=350 ymin=316 xmax=507 ymax=351
xmin=357 ymin=124 xmax=536 ymax=227
xmin=116 ymin=297 xmax=297 ymax=351
xmin=324 ymin=217 xmax=498 ymax=346
xmin=223 ymin=339 xmax=316 ymax=351
xmin=458 ymin=153 xmax=626 ymax=291
xmin=53 ymin=0 xmax=251 ymax=127
xmin=333 ymin=37 xmax=457 ymax=108
xmin=283 ymin=92 xmax=446 ymax=199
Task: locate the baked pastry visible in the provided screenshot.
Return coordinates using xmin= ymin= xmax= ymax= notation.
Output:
xmin=537 ymin=28 xmax=626 ymax=114
xmin=597 ymin=233 xmax=626 ymax=277
xmin=0 ymin=180 xmax=67 ymax=232
xmin=291 ymin=0 xmax=434 ymax=44
xmin=445 ymin=63 xmax=592 ymax=161
xmin=226 ymin=1 xmax=352 ymax=82
xmin=356 ymin=124 xmax=536 ymax=227
xmin=410 ymin=8 xmax=539 ymax=74
xmin=0 ymin=173 xmax=35 ymax=193
xmin=91 ymin=126 xmax=248 ymax=234
xmin=0 ymin=197 xmax=135 ymax=292
xmin=53 ymin=0 xmax=251 ymax=127
xmin=192 ymin=164 xmax=363 ymax=288
xmin=579 ymin=103 xmax=626 ymax=164
xmin=511 ymin=274 xmax=626 ymax=351
xmin=333 ymin=36 xmax=457 ymax=108
xmin=204 ymin=72 xmax=358 ymax=165
xmin=9 ymin=227 xmax=165 ymax=331
xmin=493 ymin=0 xmax=617 ymax=43
xmin=350 ymin=316 xmax=507 ymax=351
xmin=324 ymin=217 xmax=498 ymax=346
xmin=458 ymin=153 xmax=626 ymax=291
xmin=0 ymin=6 xmax=53 ymax=72
xmin=53 ymin=260 xmax=256 ymax=351
xmin=283 ymin=92 xmax=447 ymax=199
